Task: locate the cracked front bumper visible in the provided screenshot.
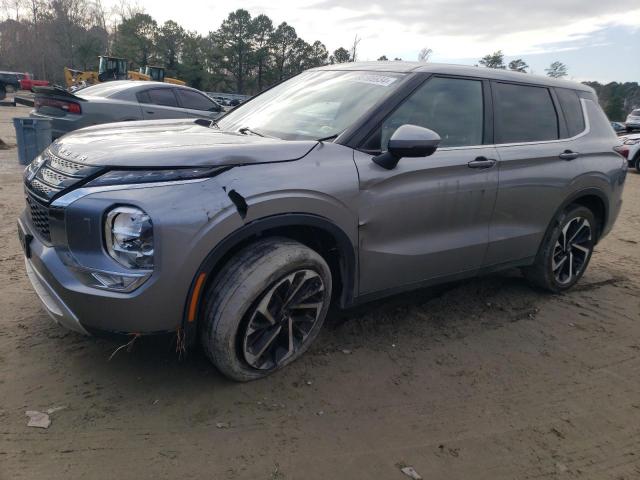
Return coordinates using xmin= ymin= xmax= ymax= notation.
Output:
xmin=24 ymin=257 xmax=89 ymax=335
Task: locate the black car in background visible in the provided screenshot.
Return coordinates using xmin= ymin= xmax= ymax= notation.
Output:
xmin=0 ymin=71 xmax=22 ymax=100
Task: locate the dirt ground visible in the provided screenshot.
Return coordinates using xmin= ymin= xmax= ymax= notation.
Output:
xmin=0 ymin=104 xmax=639 ymax=480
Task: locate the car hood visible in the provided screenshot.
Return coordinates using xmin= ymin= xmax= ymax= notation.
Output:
xmin=48 ymin=119 xmax=319 ymax=168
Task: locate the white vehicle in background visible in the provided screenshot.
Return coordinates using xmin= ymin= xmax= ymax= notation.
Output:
xmin=619 ymin=132 xmax=640 ymax=172
xmin=626 ymin=109 xmax=640 ymax=132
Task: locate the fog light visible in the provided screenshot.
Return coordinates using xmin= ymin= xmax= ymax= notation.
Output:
xmin=90 ymin=271 xmax=149 ymax=291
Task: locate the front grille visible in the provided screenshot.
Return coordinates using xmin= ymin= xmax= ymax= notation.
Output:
xmin=25 ymin=149 xmax=100 ymax=203
xmin=26 ymin=195 xmax=51 ymax=242
xmin=29 ymin=178 xmax=60 ymax=199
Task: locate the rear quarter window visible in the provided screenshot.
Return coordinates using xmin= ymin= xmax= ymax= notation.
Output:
xmin=494 ymin=82 xmax=559 ymax=143
xmin=175 ymin=89 xmax=217 ymax=111
xmin=556 ymin=88 xmax=585 ymax=137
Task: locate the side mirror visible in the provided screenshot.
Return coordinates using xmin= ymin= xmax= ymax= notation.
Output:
xmin=373 ymin=124 xmax=441 ymax=170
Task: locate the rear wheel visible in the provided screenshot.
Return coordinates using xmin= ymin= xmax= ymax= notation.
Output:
xmin=523 ymin=205 xmax=596 ymax=292
xmin=634 ymin=152 xmax=640 ymax=173
xmin=200 ymin=238 xmax=332 ymax=381
xmin=0 ymin=83 xmax=6 ymax=101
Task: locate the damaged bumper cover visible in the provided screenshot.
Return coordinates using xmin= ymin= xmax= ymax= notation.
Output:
xmin=20 ymin=175 xmax=244 ymax=335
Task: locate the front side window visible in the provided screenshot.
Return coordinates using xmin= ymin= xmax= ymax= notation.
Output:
xmin=494 ymin=83 xmax=558 ymax=143
xmin=365 ymin=76 xmax=484 ymax=151
xmin=556 ymin=88 xmax=585 ymax=137
xmin=217 ymin=70 xmax=405 ymax=140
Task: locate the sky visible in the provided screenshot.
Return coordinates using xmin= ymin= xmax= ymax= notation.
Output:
xmin=103 ymin=0 xmax=640 ymax=83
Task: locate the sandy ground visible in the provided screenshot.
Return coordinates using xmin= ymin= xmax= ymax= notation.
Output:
xmin=0 ymin=104 xmax=639 ymax=480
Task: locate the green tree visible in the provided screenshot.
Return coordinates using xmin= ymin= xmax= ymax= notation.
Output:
xmin=479 ymin=50 xmax=506 ymax=69
xmin=377 ymin=55 xmax=388 ymax=61
xmin=156 ymin=20 xmax=185 ymax=74
xmin=215 ymin=9 xmax=253 ymax=94
xmin=508 ymin=58 xmax=528 ymax=73
xmin=546 ymin=61 xmax=568 ymax=78
xmin=331 ymin=47 xmax=350 ymax=63
xmin=178 ymin=33 xmax=211 ymax=90
xmin=307 ymin=40 xmax=328 ymax=68
xmin=270 ymin=22 xmax=298 ymax=81
xmin=250 ymin=14 xmax=273 ymax=92
xmin=112 ymin=13 xmax=157 ymax=69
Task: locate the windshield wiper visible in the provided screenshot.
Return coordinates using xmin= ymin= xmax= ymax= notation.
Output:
xmin=317 ymin=133 xmax=339 ymax=142
xmin=238 ymin=126 xmax=268 ymax=137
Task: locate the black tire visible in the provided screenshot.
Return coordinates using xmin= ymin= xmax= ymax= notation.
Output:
xmin=523 ymin=205 xmax=596 ymax=293
xmin=634 ymin=153 xmax=640 ymax=173
xmin=0 ymin=83 xmax=6 ymax=101
xmin=200 ymin=238 xmax=332 ymax=381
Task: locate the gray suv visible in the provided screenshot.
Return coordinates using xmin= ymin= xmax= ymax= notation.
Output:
xmin=18 ymin=62 xmax=627 ymax=381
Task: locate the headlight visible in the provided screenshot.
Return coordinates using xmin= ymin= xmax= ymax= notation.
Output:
xmin=104 ymin=206 xmax=154 ymax=269
xmin=623 ymin=138 xmax=640 ymax=145
xmin=86 ymin=167 xmax=224 ymax=187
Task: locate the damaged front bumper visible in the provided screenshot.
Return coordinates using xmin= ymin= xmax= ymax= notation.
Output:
xmin=19 ymin=175 xmax=242 ymax=335
xmin=23 ymin=255 xmax=89 ymax=335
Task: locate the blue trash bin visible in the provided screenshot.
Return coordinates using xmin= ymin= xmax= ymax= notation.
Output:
xmin=13 ymin=117 xmax=52 ymax=165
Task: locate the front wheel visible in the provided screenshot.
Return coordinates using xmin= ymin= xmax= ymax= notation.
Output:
xmin=200 ymin=238 xmax=332 ymax=381
xmin=523 ymin=205 xmax=596 ymax=293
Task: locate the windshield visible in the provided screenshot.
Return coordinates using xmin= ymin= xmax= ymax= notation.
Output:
xmin=217 ymin=70 xmax=405 ymax=140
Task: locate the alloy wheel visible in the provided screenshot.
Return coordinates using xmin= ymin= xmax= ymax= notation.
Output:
xmin=552 ymin=216 xmax=592 ymax=285
xmin=242 ymin=269 xmax=326 ymax=370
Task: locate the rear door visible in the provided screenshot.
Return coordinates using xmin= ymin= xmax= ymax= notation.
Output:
xmin=484 ymin=82 xmax=586 ymax=265
xmin=138 ymin=88 xmax=190 ymax=120
xmin=353 ymin=75 xmax=499 ymax=295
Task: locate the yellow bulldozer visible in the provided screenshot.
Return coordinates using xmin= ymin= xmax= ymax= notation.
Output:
xmin=64 ymin=56 xmax=185 ymax=89
xmin=142 ymin=66 xmax=185 ymax=86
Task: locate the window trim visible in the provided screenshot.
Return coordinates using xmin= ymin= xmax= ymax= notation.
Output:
xmin=355 ymin=73 xmax=489 ymax=154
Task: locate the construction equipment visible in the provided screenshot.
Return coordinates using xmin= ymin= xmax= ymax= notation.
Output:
xmin=143 ymin=66 xmax=186 ymax=86
xmin=64 ymin=56 xmax=150 ymax=89
xmin=64 ymin=56 xmax=186 ymax=90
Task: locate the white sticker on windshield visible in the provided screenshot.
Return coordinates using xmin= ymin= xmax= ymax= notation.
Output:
xmin=348 ymin=74 xmax=398 ymax=87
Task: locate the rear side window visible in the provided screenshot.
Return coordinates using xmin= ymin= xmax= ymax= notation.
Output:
xmin=175 ymin=89 xmax=217 ymax=111
xmin=494 ymin=83 xmax=558 ymax=143
xmin=143 ymin=88 xmax=178 ymax=107
xmin=556 ymin=88 xmax=585 ymax=137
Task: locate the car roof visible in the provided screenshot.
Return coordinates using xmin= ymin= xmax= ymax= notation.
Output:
xmin=76 ymin=80 xmax=179 ymax=98
xmin=85 ymin=80 xmax=173 ymax=91
xmin=313 ymin=61 xmax=594 ymax=93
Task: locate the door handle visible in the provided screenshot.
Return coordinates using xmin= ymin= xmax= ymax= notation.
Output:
xmin=559 ymin=150 xmax=579 ymax=161
xmin=467 ymin=157 xmax=496 ymax=169
xmin=145 ymin=110 xmax=155 ymax=114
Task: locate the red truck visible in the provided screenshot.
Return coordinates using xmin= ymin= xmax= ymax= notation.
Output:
xmin=19 ymin=72 xmax=49 ymax=91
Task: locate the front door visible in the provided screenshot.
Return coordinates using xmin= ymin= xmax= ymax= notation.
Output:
xmin=353 ymin=75 xmax=499 ymax=295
